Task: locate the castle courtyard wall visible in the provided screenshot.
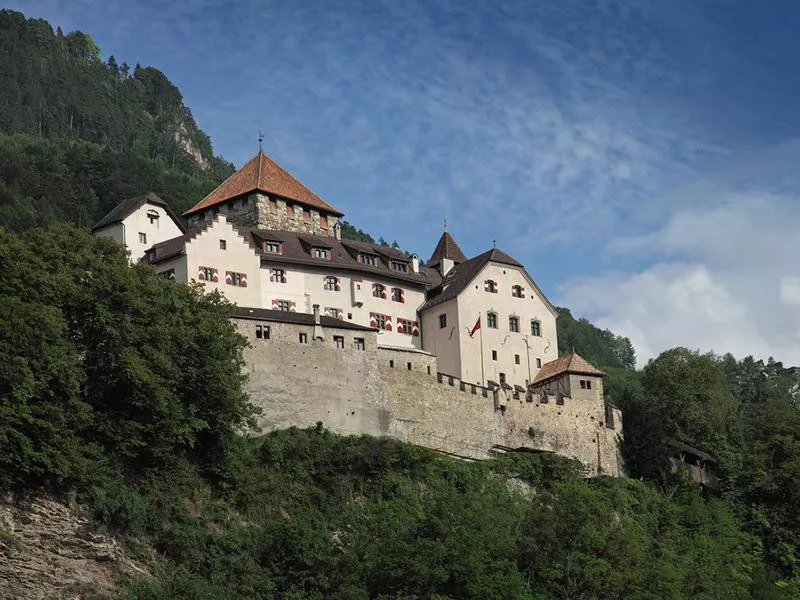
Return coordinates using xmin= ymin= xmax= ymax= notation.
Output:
xmin=236 ymin=318 xmax=623 ymax=476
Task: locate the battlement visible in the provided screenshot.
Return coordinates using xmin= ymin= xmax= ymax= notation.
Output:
xmin=234 ymin=315 xmax=623 ymax=475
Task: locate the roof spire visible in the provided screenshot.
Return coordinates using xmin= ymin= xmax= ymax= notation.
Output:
xmin=492 ymin=239 xmax=496 ymax=248
xmin=258 ymin=130 xmax=264 ymax=153
xmin=443 ymin=217 xmax=447 ymax=232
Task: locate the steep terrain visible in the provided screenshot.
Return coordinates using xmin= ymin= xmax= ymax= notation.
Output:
xmin=0 ymin=10 xmax=234 ymax=231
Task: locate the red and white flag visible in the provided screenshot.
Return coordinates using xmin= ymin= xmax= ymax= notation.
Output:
xmin=468 ymin=316 xmax=481 ymax=338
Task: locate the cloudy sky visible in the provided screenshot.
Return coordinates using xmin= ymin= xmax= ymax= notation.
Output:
xmin=12 ymin=0 xmax=800 ymax=366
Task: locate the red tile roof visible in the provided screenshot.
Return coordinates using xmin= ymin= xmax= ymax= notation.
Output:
xmin=532 ymin=353 xmax=604 ymax=384
xmin=183 ymin=150 xmax=343 ymax=217
xmin=428 ymin=231 xmax=467 ymax=266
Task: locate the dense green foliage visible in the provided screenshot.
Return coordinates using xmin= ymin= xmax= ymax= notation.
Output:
xmin=557 ymin=310 xmax=800 ymax=592
xmin=80 ymin=428 xmax=760 ymax=600
xmin=0 ymin=10 xmax=233 ymax=232
xmin=0 ymin=225 xmax=255 ymax=488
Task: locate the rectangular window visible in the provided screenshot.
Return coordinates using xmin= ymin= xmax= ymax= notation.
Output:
xmin=391 ymin=287 xmax=404 ymax=302
xmin=586 ymin=380 xmax=592 ymax=390
xmin=324 ymin=276 xmax=339 ymax=291
xmin=299 ymin=332 xmax=308 ymax=344
xmin=198 ymin=266 xmax=217 ymax=282
xmin=276 ymin=300 xmax=292 ymax=312
xmin=439 ymin=314 xmax=447 ymax=328
xmin=536 ymin=358 xmax=542 ymax=368
xmin=334 ymin=335 xmax=345 ymax=349
xmin=147 ymin=210 xmax=159 ymax=226
xmin=374 ymin=313 xmax=389 ymax=330
xmin=354 ymin=337 xmax=365 ymax=351
xmin=360 ymin=254 xmax=377 ymax=266
xmin=515 ymin=354 xmax=520 ymax=365
xmin=487 ymin=313 xmax=498 ymax=328
xmin=138 ymin=232 xmax=147 ymax=244
xmin=159 ymin=269 xmax=175 ymax=280
xmin=531 ymin=320 xmax=541 ymax=337
xmin=256 ymin=324 xmax=270 ymax=339
xmin=313 ymin=247 xmax=330 ymax=260
xmin=391 ymin=261 xmax=408 ymax=272
xmin=219 ymin=239 xmax=227 ymax=250
xmin=324 ymin=307 xmax=343 ymax=319
xmin=492 ymin=350 xmax=497 ymax=361
xmin=271 ymin=268 xmax=286 ymax=283
xmin=397 ymin=318 xmax=416 ymax=335
xmin=509 ymin=316 xmax=519 ymax=332
xmin=264 ymin=241 xmax=282 ymax=254
xmin=372 ymin=283 xmax=386 ymax=298
xmin=226 ymin=271 xmax=247 ymax=287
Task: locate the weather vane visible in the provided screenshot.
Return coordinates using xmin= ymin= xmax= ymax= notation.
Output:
xmin=258 ymin=130 xmax=264 ymax=152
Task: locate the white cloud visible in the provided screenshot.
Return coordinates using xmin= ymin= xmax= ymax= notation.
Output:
xmin=558 ymin=187 xmax=800 ymax=366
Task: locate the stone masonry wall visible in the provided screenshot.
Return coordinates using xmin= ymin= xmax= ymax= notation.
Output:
xmin=189 ymin=193 xmax=339 ymax=237
xmin=237 ymin=318 xmax=623 ymax=475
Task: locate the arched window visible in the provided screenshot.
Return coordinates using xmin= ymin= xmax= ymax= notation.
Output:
xmin=511 ymin=285 xmax=524 ymax=298
xmin=484 ymin=280 xmax=498 ymax=293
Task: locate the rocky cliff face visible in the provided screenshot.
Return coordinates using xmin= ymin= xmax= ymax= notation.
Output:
xmin=0 ymin=493 xmax=146 ymax=600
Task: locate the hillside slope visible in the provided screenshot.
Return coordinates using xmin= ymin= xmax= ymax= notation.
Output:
xmin=0 ymin=10 xmax=233 ymax=231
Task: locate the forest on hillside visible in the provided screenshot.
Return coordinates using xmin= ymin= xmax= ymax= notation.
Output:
xmin=1 ymin=9 xmax=799 ymax=600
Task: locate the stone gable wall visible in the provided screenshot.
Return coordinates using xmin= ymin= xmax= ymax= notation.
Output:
xmin=236 ymin=318 xmax=623 ymax=476
xmin=188 ymin=193 xmax=339 ymax=237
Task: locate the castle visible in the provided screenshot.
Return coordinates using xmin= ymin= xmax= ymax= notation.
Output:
xmin=93 ymin=150 xmax=624 ymax=475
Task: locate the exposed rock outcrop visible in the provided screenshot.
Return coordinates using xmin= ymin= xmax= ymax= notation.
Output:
xmin=0 ymin=493 xmax=147 ymax=600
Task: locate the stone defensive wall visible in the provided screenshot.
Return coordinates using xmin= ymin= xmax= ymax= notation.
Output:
xmin=234 ymin=316 xmax=623 ymax=476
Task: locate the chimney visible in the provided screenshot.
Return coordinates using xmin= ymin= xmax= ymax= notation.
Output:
xmin=440 ymin=257 xmax=454 ymax=277
xmin=410 ymin=253 xmax=419 ymax=273
xmin=333 ymin=221 xmax=342 ymax=241
xmin=312 ymin=304 xmax=324 ymax=341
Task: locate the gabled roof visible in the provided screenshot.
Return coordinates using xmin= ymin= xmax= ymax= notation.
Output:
xmin=532 ymin=353 xmax=605 ymax=385
xmin=420 ymin=247 xmax=547 ymax=312
xmin=183 ymin=150 xmax=343 ymax=217
xmin=92 ymin=192 xmax=187 ymax=233
xmin=428 ymin=231 xmax=467 ymax=266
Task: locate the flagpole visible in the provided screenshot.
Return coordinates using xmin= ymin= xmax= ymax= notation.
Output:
xmin=479 ymin=312 xmax=485 ymax=386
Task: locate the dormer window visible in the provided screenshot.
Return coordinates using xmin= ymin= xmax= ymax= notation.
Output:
xmin=484 ymin=280 xmax=498 ymax=293
xmin=372 ymin=283 xmax=387 ymax=299
xmin=263 ymin=241 xmax=282 ymax=254
xmin=360 ymin=254 xmax=377 ymax=266
xmin=313 ymin=247 xmax=330 ymax=260
xmin=146 ymin=209 xmax=159 ymax=226
xmin=511 ymin=285 xmax=524 ymax=298
xmin=391 ymin=260 xmax=408 ymax=273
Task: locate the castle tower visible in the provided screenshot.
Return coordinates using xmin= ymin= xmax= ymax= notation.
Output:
xmin=427 ymin=230 xmax=467 ymax=276
xmin=183 ymin=150 xmax=344 ymax=237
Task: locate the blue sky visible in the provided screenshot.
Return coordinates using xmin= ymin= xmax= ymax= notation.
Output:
xmin=12 ymin=0 xmax=800 ymax=365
